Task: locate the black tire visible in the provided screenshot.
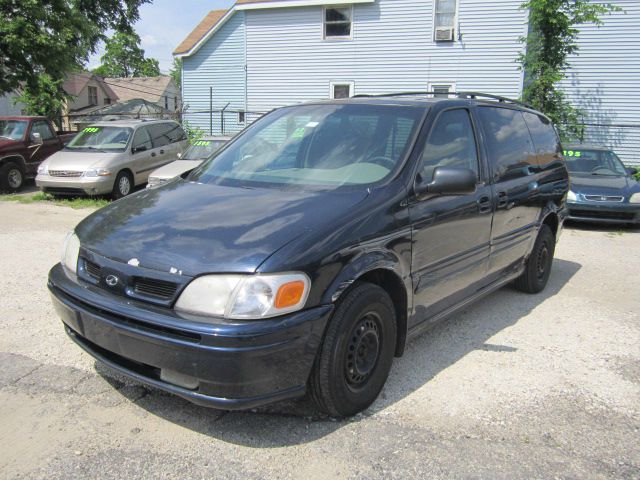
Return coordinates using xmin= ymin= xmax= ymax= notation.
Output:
xmin=112 ymin=170 xmax=133 ymax=199
xmin=0 ymin=162 xmax=24 ymax=193
xmin=514 ymin=224 xmax=555 ymax=294
xmin=309 ymin=282 xmax=397 ymax=417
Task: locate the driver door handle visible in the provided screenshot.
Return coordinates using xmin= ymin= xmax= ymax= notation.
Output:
xmin=497 ymin=191 xmax=508 ymax=208
xmin=151 ymin=152 xmax=156 ymax=157
xmin=477 ymin=195 xmax=492 ymax=214
xmin=160 ymin=149 xmax=165 ymax=154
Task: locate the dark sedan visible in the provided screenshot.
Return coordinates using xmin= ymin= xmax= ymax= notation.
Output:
xmin=564 ymin=145 xmax=640 ymax=225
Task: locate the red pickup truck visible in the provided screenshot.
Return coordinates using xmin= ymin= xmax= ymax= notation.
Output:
xmin=0 ymin=116 xmax=77 ymax=192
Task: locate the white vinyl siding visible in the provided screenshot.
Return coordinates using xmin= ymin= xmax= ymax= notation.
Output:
xmin=558 ymin=0 xmax=640 ymax=166
xmin=182 ymin=12 xmax=246 ymax=135
xmin=245 ymin=0 xmax=528 ymax=112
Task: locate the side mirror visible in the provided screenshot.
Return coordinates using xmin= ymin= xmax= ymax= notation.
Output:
xmin=626 ymin=167 xmax=638 ymax=176
xmin=132 ymin=145 xmax=147 ymax=154
xmin=415 ymin=167 xmax=477 ymax=198
xmin=31 ymin=132 xmax=43 ymax=145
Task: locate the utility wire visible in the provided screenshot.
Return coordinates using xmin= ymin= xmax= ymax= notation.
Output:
xmin=73 ymin=72 xmax=178 ymax=98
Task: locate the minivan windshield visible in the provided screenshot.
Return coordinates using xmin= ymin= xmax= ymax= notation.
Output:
xmin=190 ymin=104 xmax=423 ymax=189
xmin=65 ymin=126 xmax=133 ymax=152
xmin=564 ymin=148 xmax=627 ymax=176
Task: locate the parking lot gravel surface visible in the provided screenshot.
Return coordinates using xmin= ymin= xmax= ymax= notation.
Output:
xmin=0 ymin=201 xmax=639 ymax=479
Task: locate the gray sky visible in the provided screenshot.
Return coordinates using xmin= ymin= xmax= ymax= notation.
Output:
xmin=88 ymin=0 xmax=235 ymax=73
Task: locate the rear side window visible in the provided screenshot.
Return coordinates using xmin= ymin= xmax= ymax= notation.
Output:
xmin=522 ymin=112 xmax=560 ymax=166
xmin=147 ymin=123 xmax=171 ymax=148
xmin=166 ymin=123 xmax=187 ymax=143
xmin=419 ymin=108 xmax=479 ymax=182
xmin=478 ymin=107 xmax=535 ymax=181
xmin=132 ymin=127 xmax=153 ymax=151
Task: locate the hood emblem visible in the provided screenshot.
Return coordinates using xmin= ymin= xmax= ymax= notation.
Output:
xmin=105 ymin=275 xmax=119 ymax=287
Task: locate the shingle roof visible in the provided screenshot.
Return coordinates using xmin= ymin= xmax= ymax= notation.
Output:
xmin=104 ymin=76 xmax=177 ymax=103
xmin=234 ymin=0 xmax=299 ymax=3
xmin=173 ymin=9 xmax=229 ymax=55
xmin=62 ymin=73 xmax=118 ymax=101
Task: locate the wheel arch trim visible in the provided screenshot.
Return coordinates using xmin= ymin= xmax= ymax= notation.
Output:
xmin=322 ymin=250 xmax=412 ymax=357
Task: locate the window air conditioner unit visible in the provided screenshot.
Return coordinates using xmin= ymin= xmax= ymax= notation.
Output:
xmin=435 ymin=27 xmax=455 ymax=42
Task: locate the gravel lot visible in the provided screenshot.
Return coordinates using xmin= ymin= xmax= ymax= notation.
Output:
xmin=0 ymin=201 xmax=639 ymax=479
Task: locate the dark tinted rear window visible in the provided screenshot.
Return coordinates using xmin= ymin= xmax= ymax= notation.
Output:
xmin=523 ymin=112 xmax=560 ymax=166
xmin=478 ymin=107 xmax=535 ymax=181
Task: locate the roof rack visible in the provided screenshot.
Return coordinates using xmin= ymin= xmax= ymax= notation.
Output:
xmin=352 ymin=91 xmax=534 ymax=109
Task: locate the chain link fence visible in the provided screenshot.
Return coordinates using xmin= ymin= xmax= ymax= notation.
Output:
xmin=180 ymin=109 xmax=266 ymax=137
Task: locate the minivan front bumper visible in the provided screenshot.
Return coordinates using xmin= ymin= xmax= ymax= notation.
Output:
xmin=36 ymin=174 xmax=114 ymax=196
xmin=48 ymin=264 xmax=332 ymax=410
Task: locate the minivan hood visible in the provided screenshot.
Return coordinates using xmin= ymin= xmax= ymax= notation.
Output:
xmin=45 ymin=149 xmax=122 ymax=170
xmin=76 ymin=181 xmax=370 ymax=276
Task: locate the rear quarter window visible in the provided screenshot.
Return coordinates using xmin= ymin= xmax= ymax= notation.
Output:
xmin=522 ymin=112 xmax=561 ymax=166
xmin=477 ymin=107 xmax=535 ymax=181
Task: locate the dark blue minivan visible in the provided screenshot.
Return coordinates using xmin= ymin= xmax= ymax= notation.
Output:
xmin=49 ymin=93 xmax=569 ymax=416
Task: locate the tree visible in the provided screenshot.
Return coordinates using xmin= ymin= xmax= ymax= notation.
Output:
xmin=92 ymin=32 xmax=161 ymax=78
xmin=0 ymin=0 xmax=149 ymax=95
xmin=519 ymin=0 xmax=620 ymax=140
xmin=16 ymin=75 xmax=68 ymax=127
xmin=170 ymin=57 xmax=182 ymax=90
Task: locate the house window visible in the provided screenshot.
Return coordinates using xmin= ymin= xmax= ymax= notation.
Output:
xmin=238 ymin=111 xmax=246 ymax=123
xmin=324 ymin=6 xmax=352 ymax=39
xmin=174 ymin=96 xmax=178 ymax=111
xmin=164 ymin=96 xmax=169 ymax=110
xmin=434 ymin=0 xmax=456 ymax=41
xmin=429 ymin=83 xmax=455 ymax=97
xmin=330 ymin=82 xmax=354 ymax=99
xmin=88 ymin=86 xmax=98 ymax=105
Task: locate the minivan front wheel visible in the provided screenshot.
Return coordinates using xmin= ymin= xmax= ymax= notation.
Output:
xmin=309 ymin=282 xmax=396 ymax=417
xmin=112 ymin=171 xmax=133 ymax=199
xmin=514 ymin=224 xmax=555 ymax=294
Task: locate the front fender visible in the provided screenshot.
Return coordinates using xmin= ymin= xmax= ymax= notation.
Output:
xmin=321 ymin=246 xmax=412 ymax=305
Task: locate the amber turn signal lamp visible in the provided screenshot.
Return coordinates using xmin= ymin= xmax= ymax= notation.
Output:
xmin=275 ymin=280 xmax=306 ymax=309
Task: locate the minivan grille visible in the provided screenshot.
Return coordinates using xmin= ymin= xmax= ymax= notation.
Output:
xmin=49 ymin=170 xmax=83 ymax=178
xmin=133 ymin=278 xmax=179 ymax=300
xmin=84 ymin=259 xmax=101 ymax=280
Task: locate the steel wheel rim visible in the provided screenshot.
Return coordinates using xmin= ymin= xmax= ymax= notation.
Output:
xmin=345 ymin=312 xmax=381 ymax=387
xmin=536 ymin=242 xmax=550 ymax=280
xmin=119 ymin=176 xmax=131 ymax=196
xmin=8 ymin=168 xmax=22 ymax=188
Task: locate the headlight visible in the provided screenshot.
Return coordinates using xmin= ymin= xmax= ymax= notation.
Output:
xmin=83 ymin=168 xmax=111 ymax=177
xmin=630 ymin=192 xmax=640 ymax=204
xmin=61 ymin=232 xmax=80 ymax=274
xmin=147 ymin=176 xmax=167 ymax=188
xmin=567 ymin=190 xmax=577 ymax=202
xmin=37 ymin=163 xmax=48 ymax=175
xmin=175 ymin=273 xmax=311 ymax=320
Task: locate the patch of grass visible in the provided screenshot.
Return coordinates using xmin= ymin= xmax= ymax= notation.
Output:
xmin=0 ymin=192 xmax=109 ymax=209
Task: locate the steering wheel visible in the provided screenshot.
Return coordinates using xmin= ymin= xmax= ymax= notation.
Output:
xmin=590 ymin=167 xmax=615 ymax=174
xmin=366 ymin=155 xmax=396 ymax=170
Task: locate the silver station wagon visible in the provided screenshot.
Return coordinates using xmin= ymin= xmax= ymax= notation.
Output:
xmin=36 ymin=120 xmax=188 ymax=198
